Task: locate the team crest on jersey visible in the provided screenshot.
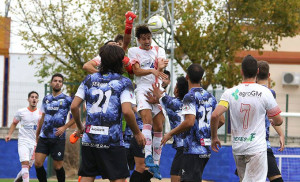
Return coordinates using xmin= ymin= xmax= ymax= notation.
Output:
xmin=46 ymin=100 xmax=49 ymax=104
xmin=182 ymin=105 xmax=190 ymax=111
xmin=232 ymin=89 xmax=239 ymax=100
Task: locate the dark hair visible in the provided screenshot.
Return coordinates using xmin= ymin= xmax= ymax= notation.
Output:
xmin=135 ymin=24 xmax=152 ymax=39
xmin=177 ymin=76 xmax=188 ymax=100
xmin=51 ymin=73 xmax=64 ymax=82
xmin=104 ymin=40 xmax=115 ymax=45
xmin=164 ymin=70 xmax=171 ymax=80
xmin=114 ymin=34 xmax=124 ymax=43
xmin=99 ymin=45 xmax=125 ymax=74
xmin=28 ymin=91 xmax=39 ymax=98
xmin=242 ymin=55 xmax=258 ymax=79
xmin=187 ymin=64 xmax=204 ymax=84
xmin=257 ymin=60 xmax=269 ymax=80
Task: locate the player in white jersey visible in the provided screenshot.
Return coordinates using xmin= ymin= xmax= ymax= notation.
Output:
xmin=210 ymin=55 xmax=283 ymax=182
xmin=82 ymin=11 xmax=136 ymax=74
xmin=128 ymin=24 xmax=168 ymax=179
xmin=5 ymin=91 xmax=41 ymax=182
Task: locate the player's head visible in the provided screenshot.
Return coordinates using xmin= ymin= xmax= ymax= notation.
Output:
xmin=257 ymin=60 xmax=270 ymax=81
xmin=186 ymin=63 xmax=204 ymax=84
xmin=51 ymin=73 xmax=64 ymax=92
xmin=99 ymin=44 xmax=125 ymax=75
xmin=241 ymin=55 xmax=258 ymax=79
xmin=114 ymin=34 xmax=124 ymax=47
xmin=174 ymin=76 xmax=188 ymax=100
xmin=28 ymin=91 xmax=39 ymax=108
xmin=135 ymin=24 xmax=152 ymax=50
xmin=162 ymin=70 xmax=171 ymax=89
xmin=104 ymin=40 xmax=117 ymax=46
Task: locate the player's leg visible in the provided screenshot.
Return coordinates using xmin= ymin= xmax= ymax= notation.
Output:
xmin=152 ymin=110 xmax=164 ymax=165
xmin=18 ymin=143 xmax=32 ymax=182
xmin=14 ymin=171 xmax=22 ymax=182
xmin=267 ymin=149 xmax=283 ymax=182
xmin=51 ymin=139 xmax=66 ymax=182
xmin=80 ymin=177 xmax=95 ymax=182
xmin=243 ymin=150 xmax=267 ymax=182
xmin=180 ymin=154 xmax=209 ymax=182
xmin=35 ymin=137 xmax=49 ymax=182
xmin=233 ymin=155 xmax=246 ymax=181
xmin=170 ymin=147 xmax=184 ymax=182
xmin=139 ymin=109 xmax=154 ymax=165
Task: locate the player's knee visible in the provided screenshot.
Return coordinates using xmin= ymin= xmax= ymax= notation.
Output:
xmin=34 ymin=161 xmax=43 ymax=168
xmin=135 ymin=162 xmax=146 ymax=172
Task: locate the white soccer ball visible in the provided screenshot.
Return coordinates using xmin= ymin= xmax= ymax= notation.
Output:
xmin=147 ymin=15 xmax=167 ymax=34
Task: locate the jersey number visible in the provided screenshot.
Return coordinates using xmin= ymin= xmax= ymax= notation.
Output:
xmin=90 ymin=90 xmax=112 ymax=114
xmin=240 ymin=103 xmax=251 ymax=129
xmin=198 ymin=106 xmax=212 ymax=128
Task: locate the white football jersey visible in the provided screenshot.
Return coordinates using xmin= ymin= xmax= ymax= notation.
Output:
xmin=220 ymin=83 xmax=281 ymax=155
xmin=128 ymin=46 xmax=166 ymax=88
xmin=91 ymin=55 xmax=101 ymax=66
xmin=14 ymin=107 xmax=42 ymax=145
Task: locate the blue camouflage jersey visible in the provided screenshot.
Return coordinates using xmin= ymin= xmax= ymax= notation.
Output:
xmin=264 ymin=86 xmax=276 ymax=149
xmin=124 ymin=113 xmax=143 ymax=148
xmin=181 ymin=88 xmax=217 ymax=155
xmin=160 ymin=94 xmax=184 ymax=149
xmin=40 ymin=93 xmax=72 ymax=139
xmin=75 ymin=72 xmax=135 ymax=148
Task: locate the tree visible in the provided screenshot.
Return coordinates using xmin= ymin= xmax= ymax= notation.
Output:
xmin=13 ymin=0 xmax=300 ymax=91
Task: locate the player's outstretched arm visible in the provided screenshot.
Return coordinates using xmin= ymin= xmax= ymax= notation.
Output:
xmin=36 ymin=113 xmax=45 ymax=143
xmin=211 ymin=105 xmax=228 ymax=152
xmin=272 ymin=124 xmax=285 ymax=151
xmin=5 ymin=121 xmax=18 ymax=142
xmin=161 ymin=114 xmax=195 ymax=146
xmin=123 ymin=11 xmax=137 ymax=51
xmin=122 ymin=102 xmax=146 ymax=146
xmin=71 ymin=96 xmax=85 ymax=133
xmin=83 ymin=60 xmax=99 ymax=74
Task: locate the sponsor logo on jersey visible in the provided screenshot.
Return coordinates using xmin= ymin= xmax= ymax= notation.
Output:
xmin=233 ymin=133 xmax=256 ymax=142
xmin=47 ymin=106 xmax=59 ymax=111
xmin=239 ymin=91 xmax=262 ymax=98
xmin=232 ymin=89 xmax=239 ymax=100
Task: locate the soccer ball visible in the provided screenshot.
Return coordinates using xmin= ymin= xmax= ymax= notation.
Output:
xmin=147 ymin=15 xmax=167 ymax=34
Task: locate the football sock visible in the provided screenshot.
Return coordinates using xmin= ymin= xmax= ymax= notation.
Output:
xmin=142 ymin=124 xmax=152 ymax=157
xmin=35 ymin=166 xmax=47 ymax=182
xmin=153 ymin=132 xmax=163 ymax=165
xmin=55 ymin=167 xmax=65 ymax=182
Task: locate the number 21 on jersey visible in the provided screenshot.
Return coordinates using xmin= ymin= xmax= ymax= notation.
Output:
xmin=90 ymin=89 xmax=112 ymax=114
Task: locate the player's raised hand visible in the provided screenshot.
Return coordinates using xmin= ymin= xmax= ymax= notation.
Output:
xmin=145 ymin=92 xmax=159 ymax=104
xmin=211 ymin=137 xmax=221 ymax=152
xmin=125 ymin=11 xmax=137 ymax=24
xmin=149 ymin=83 xmax=165 ymax=99
xmin=157 ymin=58 xmax=169 ymax=70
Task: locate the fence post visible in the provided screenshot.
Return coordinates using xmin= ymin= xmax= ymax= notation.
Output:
xmin=285 ymin=94 xmax=289 ymax=145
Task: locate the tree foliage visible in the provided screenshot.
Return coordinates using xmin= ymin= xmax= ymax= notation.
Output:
xmin=12 ymin=0 xmax=300 ymax=92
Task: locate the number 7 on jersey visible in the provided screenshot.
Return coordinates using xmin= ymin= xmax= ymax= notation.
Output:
xmin=240 ymin=103 xmax=251 ymax=129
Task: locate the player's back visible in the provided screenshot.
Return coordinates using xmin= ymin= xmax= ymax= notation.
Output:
xmin=81 ymin=72 xmax=134 ymax=147
xmin=222 ymin=83 xmax=277 ymax=155
xmin=182 ymin=88 xmax=217 ymax=155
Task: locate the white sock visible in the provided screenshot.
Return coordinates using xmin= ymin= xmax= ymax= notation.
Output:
xmin=14 ymin=171 xmax=22 ymax=182
xmin=153 ymin=132 xmax=163 ymax=165
xmin=142 ymin=124 xmax=152 ymax=157
xmin=21 ymin=165 xmax=29 ymax=182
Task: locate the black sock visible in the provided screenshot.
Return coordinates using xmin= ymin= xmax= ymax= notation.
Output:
xmin=130 ymin=170 xmax=143 ymax=182
xmin=142 ymin=170 xmax=153 ymax=182
xmin=55 ymin=167 xmax=65 ymax=182
xmin=35 ymin=166 xmax=47 ymax=182
xmin=271 ymin=177 xmax=283 ymax=182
